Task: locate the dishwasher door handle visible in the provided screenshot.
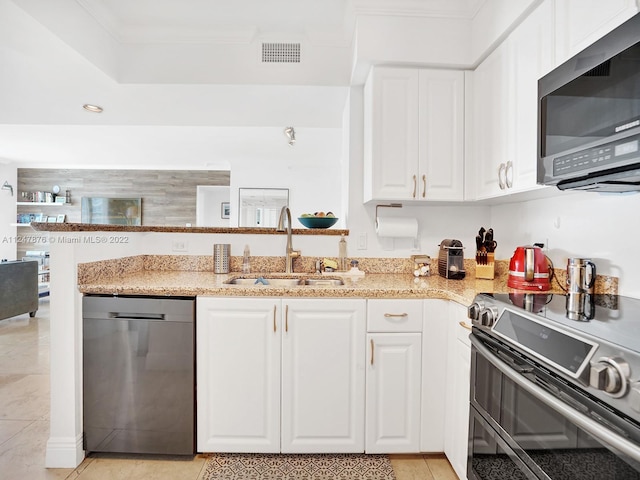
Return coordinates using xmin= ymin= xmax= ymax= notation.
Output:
xmin=109 ymin=312 xmax=166 ymax=320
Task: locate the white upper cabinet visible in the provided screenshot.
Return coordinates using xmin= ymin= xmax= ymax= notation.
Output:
xmin=419 ymin=70 xmax=465 ymax=201
xmin=364 ymin=66 xmax=464 ymax=203
xmin=467 ymin=0 xmax=554 ymax=200
xmin=506 ymin=0 xmax=556 ymax=194
xmin=554 ymin=0 xmax=639 ymax=66
xmin=468 ymin=41 xmax=508 ymax=200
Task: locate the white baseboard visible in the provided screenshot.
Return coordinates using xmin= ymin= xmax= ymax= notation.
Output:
xmin=45 ymin=434 xmax=85 ymax=468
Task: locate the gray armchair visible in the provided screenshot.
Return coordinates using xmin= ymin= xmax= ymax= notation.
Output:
xmin=0 ymin=260 xmax=39 ymax=321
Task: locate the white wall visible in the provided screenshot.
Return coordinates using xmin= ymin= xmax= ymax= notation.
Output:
xmin=196 ymin=186 xmax=231 ymax=227
xmin=0 ymin=163 xmax=17 ymax=260
xmin=491 ymin=190 xmax=640 ymax=297
xmin=228 ymin=127 xmax=344 ymax=229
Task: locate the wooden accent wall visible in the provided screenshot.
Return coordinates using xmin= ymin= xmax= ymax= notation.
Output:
xmin=16 ymin=168 xmax=229 ymax=258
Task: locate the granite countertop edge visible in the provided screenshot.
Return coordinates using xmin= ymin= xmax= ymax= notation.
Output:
xmin=77 ymin=271 xmax=556 ymax=306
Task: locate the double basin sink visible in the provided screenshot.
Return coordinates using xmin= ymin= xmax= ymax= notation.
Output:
xmin=225 ymin=275 xmax=344 ymax=287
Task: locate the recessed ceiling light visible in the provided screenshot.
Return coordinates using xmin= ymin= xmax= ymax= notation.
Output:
xmin=83 ymin=104 xmax=103 ymax=113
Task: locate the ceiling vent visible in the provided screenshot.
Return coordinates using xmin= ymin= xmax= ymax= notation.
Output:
xmin=261 ymin=43 xmax=301 ymax=63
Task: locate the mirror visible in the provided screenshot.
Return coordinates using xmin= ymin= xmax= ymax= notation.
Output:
xmin=238 ymin=188 xmax=289 ymax=228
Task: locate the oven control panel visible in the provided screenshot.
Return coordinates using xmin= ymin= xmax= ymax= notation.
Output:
xmin=467 ymin=301 xmax=498 ymax=328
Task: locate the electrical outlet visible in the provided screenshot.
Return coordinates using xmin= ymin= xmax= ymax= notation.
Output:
xmin=357 ymin=232 xmax=367 ymax=250
xmin=172 ymin=240 xmax=187 ymax=252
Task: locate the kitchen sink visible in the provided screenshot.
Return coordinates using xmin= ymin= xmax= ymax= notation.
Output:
xmin=304 ymin=278 xmax=344 ymax=286
xmin=225 ymin=276 xmax=344 ymax=287
xmin=226 ymin=277 xmax=304 ymax=286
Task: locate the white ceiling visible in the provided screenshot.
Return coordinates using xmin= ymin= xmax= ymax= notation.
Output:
xmin=0 ymin=0 xmax=484 ymax=169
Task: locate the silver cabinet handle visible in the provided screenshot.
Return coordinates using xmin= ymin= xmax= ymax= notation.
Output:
xmin=412 ymin=174 xmax=417 ymax=198
xmin=285 ymin=304 xmax=289 ymax=332
xmin=370 ymin=339 xmax=375 ymax=365
xmin=273 ymin=305 xmax=277 ymax=333
xmin=459 ymin=321 xmax=472 ymax=331
xmin=505 ymin=160 xmax=513 ymax=189
xmin=422 ymin=174 xmax=426 ymax=198
xmin=498 ymin=163 xmax=506 ymax=190
xmin=384 ymin=313 xmax=408 ymax=318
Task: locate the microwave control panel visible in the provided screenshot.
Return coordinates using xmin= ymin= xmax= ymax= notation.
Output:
xmin=553 ymin=133 xmax=640 ymax=177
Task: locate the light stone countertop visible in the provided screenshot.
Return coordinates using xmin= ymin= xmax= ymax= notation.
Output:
xmin=76 ymin=254 xmax=617 ymax=305
xmin=78 ymin=270 xmax=486 ymax=304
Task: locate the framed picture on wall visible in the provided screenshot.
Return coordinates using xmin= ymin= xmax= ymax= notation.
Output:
xmin=221 ymin=202 xmax=230 ymax=219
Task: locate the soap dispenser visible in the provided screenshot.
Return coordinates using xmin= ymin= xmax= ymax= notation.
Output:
xmin=242 ymin=244 xmax=251 ymax=274
xmin=338 ymin=235 xmax=347 ymax=271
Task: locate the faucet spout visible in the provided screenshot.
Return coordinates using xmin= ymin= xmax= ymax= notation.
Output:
xmin=277 ymin=206 xmax=300 ymax=273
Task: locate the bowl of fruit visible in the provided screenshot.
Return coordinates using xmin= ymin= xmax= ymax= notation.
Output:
xmin=298 ymin=212 xmax=339 ymax=229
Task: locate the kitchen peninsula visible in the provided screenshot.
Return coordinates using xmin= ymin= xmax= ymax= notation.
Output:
xmin=32 ymin=222 xmax=618 ymax=472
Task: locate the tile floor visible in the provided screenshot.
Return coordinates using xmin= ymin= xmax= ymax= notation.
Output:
xmin=0 ymin=298 xmax=458 ymax=479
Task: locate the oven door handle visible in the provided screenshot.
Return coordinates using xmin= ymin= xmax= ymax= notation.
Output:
xmin=471 ymin=336 xmax=640 ymax=463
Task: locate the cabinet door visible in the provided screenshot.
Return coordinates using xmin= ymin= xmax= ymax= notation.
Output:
xmin=196 ymin=297 xmax=281 ymax=453
xmin=420 ymin=299 xmax=448 ymax=452
xmin=507 ymin=0 xmax=555 ymax=194
xmin=555 ymin=0 xmax=638 ymax=66
xmin=469 ymin=42 xmax=508 ymax=200
xmin=444 ymin=302 xmax=471 ymax=480
xmin=281 ymin=299 xmax=366 ymax=453
xmin=419 ymin=69 xmax=465 ymax=201
xmin=364 ymin=67 xmax=420 ymax=202
xmin=366 ymin=333 xmax=422 ymax=453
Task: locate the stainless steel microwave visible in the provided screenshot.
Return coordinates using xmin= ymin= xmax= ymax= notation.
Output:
xmin=538 ymin=13 xmax=640 ymax=192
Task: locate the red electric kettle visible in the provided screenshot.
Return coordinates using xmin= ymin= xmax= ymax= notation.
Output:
xmin=507 ymin=245 xmax=551 ymax=291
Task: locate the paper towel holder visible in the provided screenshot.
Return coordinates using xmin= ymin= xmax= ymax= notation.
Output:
xmin=375 ymin=203 xmax=402 ymax=227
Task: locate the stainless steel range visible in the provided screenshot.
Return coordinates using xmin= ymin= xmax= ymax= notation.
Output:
xmin=467 ymin=292 xmax=640 ymax=479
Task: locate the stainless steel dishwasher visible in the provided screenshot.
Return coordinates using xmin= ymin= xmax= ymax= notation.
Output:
xmin=82 ymin=294 xmax=195 ymax=455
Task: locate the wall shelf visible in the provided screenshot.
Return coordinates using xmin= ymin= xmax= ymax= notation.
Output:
xmin=17 ymin=202 xmax=70 ymax=206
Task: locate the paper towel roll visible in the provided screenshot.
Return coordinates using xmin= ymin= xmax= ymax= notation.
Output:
xmin=376 ymin=217 xmax=419 ymax=238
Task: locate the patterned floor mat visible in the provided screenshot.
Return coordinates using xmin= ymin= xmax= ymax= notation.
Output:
xmin=202 ymin=453 xmax=396 ymax=480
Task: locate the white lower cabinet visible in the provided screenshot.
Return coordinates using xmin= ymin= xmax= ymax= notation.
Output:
xmin=196 ymin=296 xmax=366 ymax=454
xmin=281 ymin=299 xmax=366 ymax=453
xmin=420 ymin=299 xmax=449 ymax=452
xmin=366 ymin=332 xmax=422 ymax=453
xmin=365 ymin=299 xmax=422 ymax=453
xmin=196 ymin=297 xmax=281 ymax=453
xmin=444 ymin=301 xmax=472 ymax=480
xmin=197 ymin=295 xmax=473 ymax=464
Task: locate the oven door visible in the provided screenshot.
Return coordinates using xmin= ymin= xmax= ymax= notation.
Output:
xmin=469 ymin=333 xmax=640 ymax=480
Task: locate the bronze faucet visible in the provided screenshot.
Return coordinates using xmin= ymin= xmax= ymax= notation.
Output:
xmin=276 ymin=206 xmax=301 ymax=273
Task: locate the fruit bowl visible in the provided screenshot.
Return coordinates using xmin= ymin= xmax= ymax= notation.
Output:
xmin=298 ymin=216 xmax=339 ymax=229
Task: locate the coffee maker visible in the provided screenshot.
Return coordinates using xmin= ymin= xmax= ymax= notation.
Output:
xmin=438 ymin=239 xmax=465 ymax=280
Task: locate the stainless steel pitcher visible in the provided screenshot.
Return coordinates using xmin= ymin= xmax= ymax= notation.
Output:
xmin=566 ymin=258 xmax=596 ymax=294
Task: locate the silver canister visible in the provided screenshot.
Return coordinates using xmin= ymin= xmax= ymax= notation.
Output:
xmin=213 ymin=244 xmax=230 ymax=273
xmin=566 ymin=258 xmax=596 ymax=294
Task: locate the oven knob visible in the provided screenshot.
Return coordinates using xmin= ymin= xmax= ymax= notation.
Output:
xmin=478 ymin=306 xmax=498 ymax=328
xmin=589 ymin=357 xmax=630 ymax=398
xmin=467 ymin=302 xmax=483 ymax=321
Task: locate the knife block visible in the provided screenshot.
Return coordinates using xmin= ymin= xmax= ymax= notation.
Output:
xmin=476 ymin=252 xmax=495 ymax=280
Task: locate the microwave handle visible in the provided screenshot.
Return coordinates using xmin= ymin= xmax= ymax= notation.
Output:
xmin=471 ymin=336 xmax=640 ymax=464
